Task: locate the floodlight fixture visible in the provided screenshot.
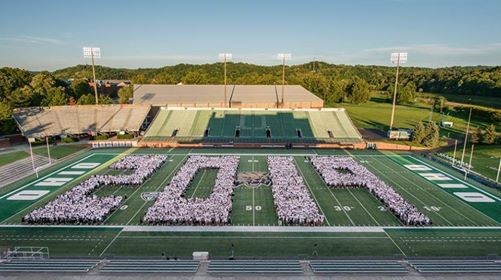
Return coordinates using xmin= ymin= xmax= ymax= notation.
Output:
xmin=218 ymin=53 xmax=232 ymax=107
xmin=389 ymin=52 xmax=408 ymax=131
xmin=277 ymin=53 xmax=291 ymax=106
xmin=83 ymin=47 xmax=101 ymax=105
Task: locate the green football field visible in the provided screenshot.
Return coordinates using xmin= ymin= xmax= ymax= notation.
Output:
xmin=0 ymin=147 xmax=499 ymax=258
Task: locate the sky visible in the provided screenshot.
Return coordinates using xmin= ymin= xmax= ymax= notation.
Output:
xmin=0 ymin=0 xmax=500 ymax=70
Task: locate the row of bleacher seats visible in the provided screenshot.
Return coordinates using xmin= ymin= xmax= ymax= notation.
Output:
xmin=310 ymin=260 xmax=408 ymax=273
xmin=13 ymin=105 xmax=150 ymax=138
xmin=207 ymin=260 xmax=303 ymax=274
xmin=408 ymin=259 xmax=501 ymax=273
xmin=143 ymin=108 xmax=362 ymax=143
xmin=0 ymin=259 xmax=99 ymax=273
xmin=1 ymin=259 xmax=499 ymax=274
xmin=100 ymin=259 xmax=200 ymax=273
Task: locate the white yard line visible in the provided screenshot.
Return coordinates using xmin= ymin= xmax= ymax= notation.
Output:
xmin=252 ymin=187 xmax=256 ymax=226
xmin=347 ymin=188 xmax=380 ymax=226
xmin=384 ymin=231 xmax=407 ymax=257
xmin=125 ymin=155 xmax=188 ymax=225
xmin=292 ymin=157 xmax=332 ymax=226
xmin=190 ymin=170 xmax=207 ymax=199
xmin=99 ymin=230 xmax=122 ymax=257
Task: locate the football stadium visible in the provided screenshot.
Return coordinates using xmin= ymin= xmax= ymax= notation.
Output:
xmin=1 ymin=82 xmax=500 ymax=277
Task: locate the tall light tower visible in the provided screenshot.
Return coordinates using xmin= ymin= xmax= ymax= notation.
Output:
xmin=83 ymin=47 xmax=101 ymax=105
xmin=389 ymin=52 xmax=408 ymax=130
xmin=218 ymin=53 xmax=232 ymax=107
xmin=277 ymin=53 xmax=291 ymax=107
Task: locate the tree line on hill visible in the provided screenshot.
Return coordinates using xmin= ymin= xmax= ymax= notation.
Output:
xmin=1 ymin=62 xmax=500 ymax=135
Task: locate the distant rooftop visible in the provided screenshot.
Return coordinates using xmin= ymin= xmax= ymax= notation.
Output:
xmin=133 ymin=84 xmax=323 ymax=109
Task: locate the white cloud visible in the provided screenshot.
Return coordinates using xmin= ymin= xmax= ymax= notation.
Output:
xmin=0 ymin=35 xmax=65 ymax=45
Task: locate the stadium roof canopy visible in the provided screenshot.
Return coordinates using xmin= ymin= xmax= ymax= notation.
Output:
xmin=133 ymin=84 xmax=324 ymax=109
xmin=13 ymin=104 xmax=150 ymax=138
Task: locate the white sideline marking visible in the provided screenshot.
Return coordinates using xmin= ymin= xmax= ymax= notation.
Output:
xmin=34 ymin=177 xmax=73 ymax=187
xmin=438 ymin=183 xmax=468 ymax=189
xmin=72 ymin=162 xmax=100 ymax=169
xmin=419 ymin=173 xmax=452 ymax=181
xmin=454 ymin=192 xmax=495 ymax=203
xmin=59 ymin=171 xmax=86 ymax=175
xmin=7 ymin=190 xmax=50 ymax=201
xmin=404 ymin=164 xmax=431 ymax=171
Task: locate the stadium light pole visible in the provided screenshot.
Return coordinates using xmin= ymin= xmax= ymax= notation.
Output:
xmin=496 ymin=158 xmax=501 ymax=183
xmin=277 ymin=53 xmax=291 ymax=107
xmin=28 ymin=139 xmax=38 ymax=178
xmin=389 ymin=52 xmax=408 ymax=130
xmin=45 ymin=136 xmax=51 ymax=164
xmin=218 ymin=53 xmax=232 ymax=108
xmin=452 ymin=139 xmax=458 ymax=167
xmin=83 ymin=47 xmax=101 ymax=105
xmin=460 ymin=106 xmax=473 ymax=166
xmin=465 ymin=143 xmax=474 ymax=180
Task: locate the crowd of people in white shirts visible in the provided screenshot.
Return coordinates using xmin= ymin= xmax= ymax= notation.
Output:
xmin=23 ymin=155 xmax=167 ymax=224
xmin=309 ymin=156 xmax=431 ymax=226
xmin=267 ymin=156 xmax=325 ymax=226
xmin=143 ymin=155 xmax=239 ymax=225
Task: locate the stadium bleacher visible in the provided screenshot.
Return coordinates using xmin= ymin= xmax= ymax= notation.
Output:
xmin=408 ymin=259 xmax=501 ymax=273
xmin=100 ymin=259 xmax=200 ymax=273
xmin=0 ymin=259 xmax=99 ymax=273
xmin=13 ymin=104 xmax=151 ymax=138
xmin=310 ymin=260 xmax=408 ymax=273
xmin=143 ymin=107 xmax=363 ymax=144
xmin=207 ymin=260 xmax=303 ymax=274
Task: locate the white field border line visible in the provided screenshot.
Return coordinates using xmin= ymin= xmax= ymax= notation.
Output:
xmin=0 ymin=153 xmax=96 ymax=200
xmin=93 ymin=151 xmax=406 ymax=157
xmin=407 ymin=155 xmax=501 ymax=202
xmin=0 ymin=224 xmax=500 ymax=231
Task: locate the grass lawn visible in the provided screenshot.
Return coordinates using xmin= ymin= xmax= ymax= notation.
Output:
xmin=339 ymin=95 xmax=496 ymax=140
xmin=32 ymin=144 xmax=87 ymax=159
xmin=424 ymin=92 xmax=501 ymax=109
xmin=0 ymin=151 xmax=28 ymax=167
xmin=444 ymin=144 xmax=501 ymax=181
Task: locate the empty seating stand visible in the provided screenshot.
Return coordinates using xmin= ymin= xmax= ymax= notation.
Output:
xmin=408 ymin=259 xmax=501 ymax=273
xmin=100 ymin=259 xmax=199 ymax=273
xmin=0 ymin=259 xmax=99 ymax=273
xmin=208 ymin=260 xmax=303 ymax=274
xmin=310 ymin=260 xmax=408 ymax=274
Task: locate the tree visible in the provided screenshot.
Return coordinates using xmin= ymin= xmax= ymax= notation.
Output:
xmin=6 ymin=86 xmax=33 ymax=107
xmin=422 ymin=122 xmax=440 ymax=147
xmin=77 ymin=94 xmax=96 ymax=105
xmin=118 ymin=86 xmax=133 ymax=104
xmin=412 ymin=121 xmax=426 ymax=144
xmin=41 ymin=87 xmax=67 ymax=106
xmin=0 ymin=101 xmax=16 ymax=135
xmin=433 ymin=96 xmax=447 ymax=113
xmin=70 ymin=78 xmax=92 ymax=99
xmin=347 ymin=77 xmax=371 ymax=104
xmin=301 ymin=72 xmax=328 ymax=100
xmin=471 ymin=127 xmax=482 ymax=144
xmin=152 ymin=73 xmax=175 ymax=84
xmin=182 ymin=70 xmax=210 ymax=84
xmin=482 ymin=124 xmax=497 ymax=144
xmin=132 ymin=74 xmax=148 ymax=84
xmin=99 ymin=95 xmax=113 ymax=104
xmin=397 ymin=82 xmax=416 ymax=104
